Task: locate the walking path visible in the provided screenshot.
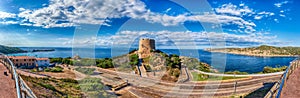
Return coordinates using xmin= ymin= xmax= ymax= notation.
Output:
xmin=0 ymin=63 xmax=17 ymax=98
xmin=280 ymin=66 xmax=300 ymax=97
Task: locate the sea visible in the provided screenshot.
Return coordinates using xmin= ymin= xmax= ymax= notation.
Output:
xmin=8 ymin=47 xmax=296 ymax=73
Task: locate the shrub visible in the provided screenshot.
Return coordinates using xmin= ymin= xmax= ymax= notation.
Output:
xmin=45 ymin=66 xmax=63 ymax=72
xmin=75 ymin=67 xmax=96 ymax=75
xmin=262 ymin=66 xmax=287 ymax=73
xmin=44 ymin=68 xmax=51 ymax=72
xmin=96 ymin=58 xmax=114 ymax=68
xmin=52 ymin=66 xmax=63 ymax=72
xmin=129 ymin=54 xmax=139 ymax=66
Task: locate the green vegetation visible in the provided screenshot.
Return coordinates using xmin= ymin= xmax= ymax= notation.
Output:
xmin=50 ymin=57 xmax=73 ymax=65
xmin=191 ymin=72 xmax=246 ymax=81
xmin=21 ymin=75 xmax=114 ymax=98
xmin=45 ymin=66 xmax=63 ymax=72
xmin=129 ymin=54 xmax=139 ymax=66
xmin=73 ymin=58 xmax=96 ymax=66
xmin=262 ymin=66 xmax=288 ymax=73
xmin=51 ymin=57 xmax=114 ymax=69
xmin=224 ymin=71 xmax=249 ymax=75
xmin=166 ymin=54 xmax=181 ymax=78
xmin=96 ymin=58 xmax=114 ymax=68
xmin=182 ymin=57 xmax=211 ymax=72
xmin=127 ymin=54 xmax=139 ymax=71
xmin=75 ymin=67 xmax=96 ymax=75
xmin=72 ymin=58 xmax=114 ymax=68
xmin=21 ymin=75 xmax=83 ymax=97
xmin=0 ymin=45 xmax=26 ymax=54
xmin=127 ymin=50 xmax=184 ymax=79
xmin=78 ymin=77 xmax=115 ymax=98
xmin=226 ymin=45 xmax=300 ymax=56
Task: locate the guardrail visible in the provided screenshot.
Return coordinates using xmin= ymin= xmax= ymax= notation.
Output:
xmin=264 ymin=57 xmax=300 ymax=98
xmin=0 ymin=53 xmax=37 ymax=98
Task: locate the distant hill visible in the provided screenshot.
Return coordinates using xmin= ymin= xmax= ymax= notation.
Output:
xmin=206 ymin=45 xmax=300 ymax=57
xmin=0 ymin=45 xmax=26 ymax=54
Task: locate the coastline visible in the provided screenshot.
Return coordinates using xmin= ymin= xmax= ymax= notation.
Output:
xmin=205 ymin=49 xmax=298 ymax=57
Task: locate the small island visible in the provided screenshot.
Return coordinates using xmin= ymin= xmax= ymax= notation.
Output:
xmin=32 ymin=49 xmax=55 ymax=52
xmin=206 ymin=45 xmax=300 ymax=57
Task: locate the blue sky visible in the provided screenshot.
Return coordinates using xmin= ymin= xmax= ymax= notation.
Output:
xmin=0 ymin=0 xmax=299 ymax=48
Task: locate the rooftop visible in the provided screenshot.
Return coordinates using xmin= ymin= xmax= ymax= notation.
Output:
xmin=8 ymin=56 xmax=36 ymax=59
xmin=36 ymin=58 xmax=49 ymax=60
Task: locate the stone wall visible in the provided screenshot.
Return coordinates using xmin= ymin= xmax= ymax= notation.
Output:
xmin=138 ymin=38 xmax=155 ymax=58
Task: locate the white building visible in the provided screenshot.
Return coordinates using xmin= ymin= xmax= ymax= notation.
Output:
xmin=36 ymin=58 xmax=50 ymax=67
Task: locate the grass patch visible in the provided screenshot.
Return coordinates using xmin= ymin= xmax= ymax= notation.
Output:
xmin=262 ymin=66 xmax=287 ymax=73
xmin=191 ymin=72 xmax=246 ymax=81
xmin=75 ymin=67 xmax=96 ymax=75
xmin=21 ymin=75 xmax=83 ymax=97
xmin=78 ymin=77 xmax=115 ymax=98
xmin=224 ymin=71 xmax=249 ymax=75
xmin=45 ymin=66 xmax=63 ymax=72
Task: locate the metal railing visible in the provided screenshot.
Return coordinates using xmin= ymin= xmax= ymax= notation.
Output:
xmin=0 ymin=53 xmax=37 ymax=98
xmin=264 ymin=57 xmax=300 ymax=98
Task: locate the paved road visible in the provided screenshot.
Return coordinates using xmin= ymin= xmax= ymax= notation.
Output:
xmin=0 ymin=63 xmax=17 ymax=98
xmin=88 ymin=67 xmax=281 ymax=97
xmin=193 ymin=69 xmax=284 ymax=77
xmin=16 ymin=64 xmax=281 ymax=97
xmin=280 ymin=66 xmax=300 ymax=97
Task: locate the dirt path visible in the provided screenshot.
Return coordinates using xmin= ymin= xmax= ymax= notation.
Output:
xmin=280 ymin=67 xmax=300 ymax=97
xmin=0 ymin=63 xmax=17 ymax=98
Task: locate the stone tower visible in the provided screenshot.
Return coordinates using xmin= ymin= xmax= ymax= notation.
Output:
xmin=138 ymin=38 xmax=155 ymax=58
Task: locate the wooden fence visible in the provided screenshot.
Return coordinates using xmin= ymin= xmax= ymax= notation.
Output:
xmin=264 ymin=57 xmax=300 ymax=98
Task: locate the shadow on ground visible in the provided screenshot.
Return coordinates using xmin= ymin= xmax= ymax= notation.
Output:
xmin=245 ymin=82 xmax=275 ymax=98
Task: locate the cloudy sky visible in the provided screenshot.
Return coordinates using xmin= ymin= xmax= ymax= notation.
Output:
xmin=0 ymin=0 xmax=299 ymax=48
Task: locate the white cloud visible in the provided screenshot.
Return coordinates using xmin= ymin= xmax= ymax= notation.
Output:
xmin=254 ymin=16 xmax=263 ymax=20
xmin=0 ymin=1 xmax=282 ymax=35
xmin=63 ymin=30 xmax=285 ymax=48
xmin=274 ymin=19 xmax=279 ymax=23
xmin=0 ymin=21 xmax=18 ymax=25
xmin=19 ymin=8 xmax=26 ymax=11
xmin=15 ymin=0 xmax=257 ymax=33
xmin=254 ymin=11 xmax=275 ymax=20
xmin=279 ymin=14 xmax=286 ymax=17
xmin=215 ymin=3 xmax=254 ymax=16
xmin=258 ymin=11 xmax=275 ymax=16
xmin=57 ymin=38 xmax=71 ymax=41
xmin=165 ymin=8 xmax=172 ymax=13
xmin=0 ymin=11 xmax=16 ymax=19
xmin=274 ymin=1 xmax=289 ymax=8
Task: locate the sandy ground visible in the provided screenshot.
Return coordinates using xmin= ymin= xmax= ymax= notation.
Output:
xmin=0 ymin=63 xmax=17 ymax=98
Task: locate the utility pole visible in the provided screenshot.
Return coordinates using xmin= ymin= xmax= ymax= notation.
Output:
xmin=234 ymin=73 xmax=237 ymax=95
